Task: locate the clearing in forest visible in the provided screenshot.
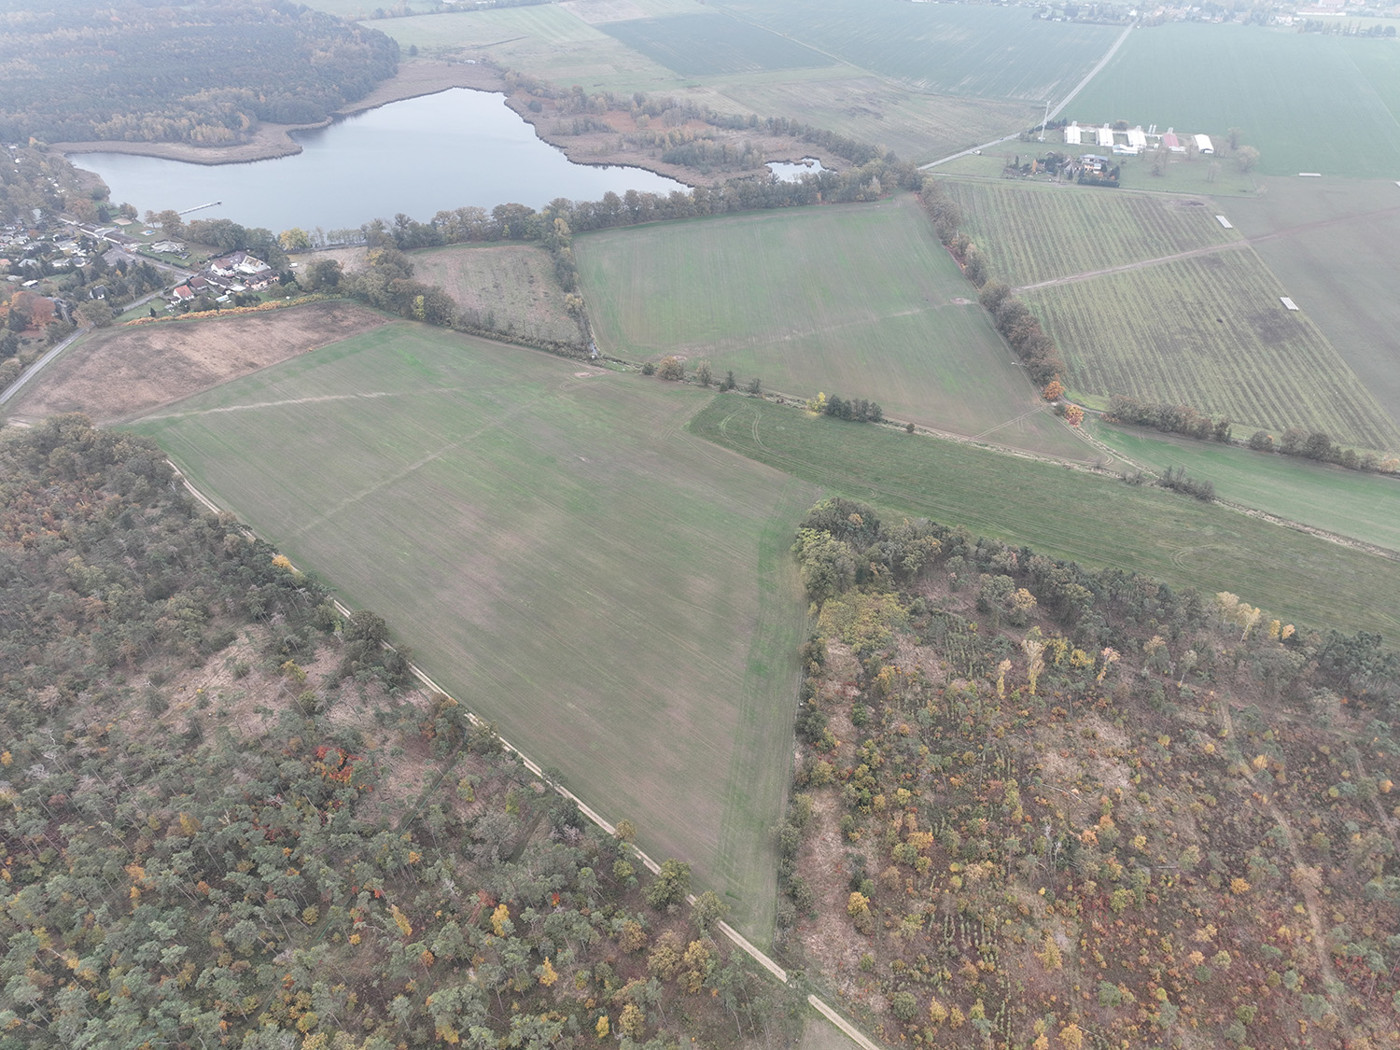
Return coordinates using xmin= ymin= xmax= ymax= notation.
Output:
xmin=577 ymin=195 xmax=1092 ymax=461
xmin=129 ymin=322 xmax=816 ymax=940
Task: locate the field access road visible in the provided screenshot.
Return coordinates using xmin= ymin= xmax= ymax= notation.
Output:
xmin=0 ymin=284 xmax=174 ymax=410
xmin=920 ymin=20 xmax=1137 ymax=171
xmin=0 ymin=325 xmax=88 ymax=407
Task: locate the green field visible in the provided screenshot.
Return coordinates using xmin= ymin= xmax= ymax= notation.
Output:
xmin=130 ymin=323 xmax=818 ymax=939
xmin=1069 ymin=23 xmax=1400 ymax=178
xmin=725 ymin=76 xmax=1036 ymax=163
xmin=944 ymin=179 xmax=1239 ymax=286
xmin=1087 ymin=419 xmax=1400 ymax=554
xmin=1024 ymin=250 xmax=1400 ymax=451
xmin=577 ymin=196 xmax=1092 ymax=460
xmin=714 ymin=0 xmax=1120 ymax=102
xmin=599 ymin=13 xmax=832 ymax=76
xmin=366 ymin=5 xmax=685 ymax=92
xmin=1227 ymin=176 xmax=1400 ymax=429
xmin=689 ymin=396 xmax=1400 ymax=638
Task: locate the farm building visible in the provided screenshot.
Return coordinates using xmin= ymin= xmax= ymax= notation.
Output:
xmin=1162 ymin=129 xmax=1184 ymax=153
xmin=1194 ymin=134 xmax=1214 ymax=154
xmin=1096 ymin=124 xmax=1115 ymax=148
xmin=1064 ymin=122 xmax=1082 ymax=145
xmin=1127 ymin=126 xmax=1148 ymax=150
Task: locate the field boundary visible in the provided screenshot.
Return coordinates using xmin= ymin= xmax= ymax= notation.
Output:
xmin=166 ymin=459 xmax=888 ymax=1050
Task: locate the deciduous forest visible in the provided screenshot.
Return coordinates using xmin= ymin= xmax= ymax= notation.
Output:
xmin=0 ymin=417 xmax=792 ymax=1048
xmin=781 ymin=497 xmax=1400 ymax=1049
xmin=0 ymin=0 xmax=398 ymax=145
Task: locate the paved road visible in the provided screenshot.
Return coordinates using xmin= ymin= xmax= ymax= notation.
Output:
xmin=919 ymin=20 xmax=1137 ymax=172
xmin=0 ymin=285 xmax=172 ymax=409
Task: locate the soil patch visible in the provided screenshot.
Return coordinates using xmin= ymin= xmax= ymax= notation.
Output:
xmin=9 ymin=301 xmax=388 ymax=424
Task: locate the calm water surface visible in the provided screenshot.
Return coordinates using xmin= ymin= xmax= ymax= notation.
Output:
xmin=73 ymin=89 xmax=687 ymax=233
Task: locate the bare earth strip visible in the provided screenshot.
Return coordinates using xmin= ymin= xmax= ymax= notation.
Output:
xmin=5 ymin=301 xmax=390 ymax=424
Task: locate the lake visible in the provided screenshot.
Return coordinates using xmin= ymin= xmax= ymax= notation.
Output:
xmin=72 ymin=89 xmax=687 ymax=235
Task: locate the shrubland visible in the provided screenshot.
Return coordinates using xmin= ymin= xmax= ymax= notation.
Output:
xmin=780 ymin=497 xmax=1400 ymax=1050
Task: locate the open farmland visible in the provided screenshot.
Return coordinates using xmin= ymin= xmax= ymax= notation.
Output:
xmin=1068 ymin=23 xmax=1400 ymax=178
xmin=1024 ymin=251 xmax=1400 ymax=452
xmin=4 ymin=302 xmax=389 ymax=425
xmin=689 ymin=396 xmax=1400 ymax=637
xmin=1227 ymin=176 xmax=1400 ymax=429
xmin=599 ymin=13 xmax=832 ymax=77
xmin=578 ymin=196 xmax=1092 ymax=460
xmin=409 ymin=242 xmax=586 ymax=346
xmin=1088 ymin=420 xmax=1400 ymax=554
xmin=130 ymin=323 xmax=818 ymax=938
xmin=723 ymin=76 xmax=1036 ymax=163
xmin=943 ymin=179 xmax=1239 ymax=287
xmin=369 ymin=5 xmax=682 ymax=92
xmin=713 ymin=0 xmax=1120 ymax=102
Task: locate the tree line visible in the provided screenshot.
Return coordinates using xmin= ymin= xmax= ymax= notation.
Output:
xmin=918 ymin=181 xmax=1067 ymax=388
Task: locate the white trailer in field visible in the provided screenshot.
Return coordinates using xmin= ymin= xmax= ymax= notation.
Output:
xmin=1194 ymin=133 xmax=1215 ymax=154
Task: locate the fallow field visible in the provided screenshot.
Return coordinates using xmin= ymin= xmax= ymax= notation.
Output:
xmin=130 ymin=323 xmax=818 ymax=939
xmin=408 ymin=242 xmax=586 ymax=346
xmin=577 ymin=196 xmax=1093 ymax=460
xmin=1227 ymin=176 xmax=1400 ymax=429
xmin=1068 ymin=23 xmax=1400 ymax=178
xmin=689 ymin=395 xmax=1400 ymax=638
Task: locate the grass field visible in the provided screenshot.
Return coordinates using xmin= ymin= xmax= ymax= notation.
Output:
xmin=1226 ymin=176 xmax=1400 ymax=430
xmin=1086 ymin=419 xmax=1400 ymax=554
xmin=409 ymin=242 xmax=585 ymax=346
xmin=599 ymin=13 xmax=832 ymax=76
xmin=577 ymin=196 xmax=1092 ymax=460
xmin=368 ymin=5 xmax=685 ymax=92
xmin=1024 ymin=250 xmax=1400 ymax=451
xmin=726 ymin=76 xmax=1036 ymax=163
xmin=944 ymin=179 xmax=1238 ymax=286
xmin=713 ymin=0 xmax=1119 ymax=102
xmin=1068 ymin=23 xmax=1400 ymax=178
xmin=689 ymin=396 xmax=1400 ymax=638
xmin=129 ymin=323 xmax=819 ymax=939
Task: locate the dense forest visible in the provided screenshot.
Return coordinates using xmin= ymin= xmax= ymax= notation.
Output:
xmin=0 ymin=0 xmax=398 ymax=145
xmin=0 ymin=416 xmax=793 ymax=1048
xmin=779 ymin=498 xmax=1400 ymax=1049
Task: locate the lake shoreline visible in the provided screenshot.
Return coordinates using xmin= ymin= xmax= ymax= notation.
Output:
xmin=55 ymin=59 xmax=507 ymax=167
